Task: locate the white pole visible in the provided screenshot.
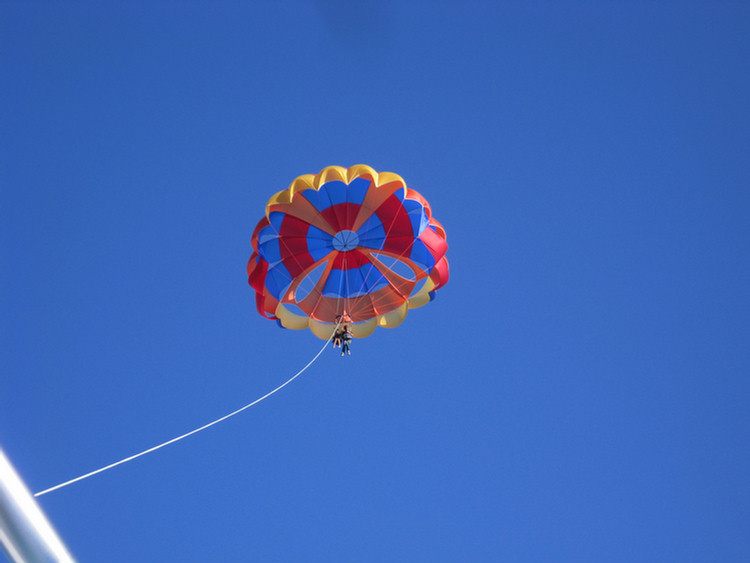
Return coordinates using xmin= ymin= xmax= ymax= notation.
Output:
xmin=0 ymin=448 xmax=76 ymax=563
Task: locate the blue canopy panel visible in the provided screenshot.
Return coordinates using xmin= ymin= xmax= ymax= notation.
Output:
xmin=321 ymin=263 xmax=389 ymax=298
xmin=257 ymin=228 xmax=282 ymax=265
xmin=265 ymin=262 xmax=293 ymax=301
xmin=268 ymin=210 xmax=286 ymax=233
xmin=409 ymin=239 xmax=437 ymax=273
xmin=256 ymin=210 xmax=290 ymax=265
xmin=305 ymin=225 xmax=334 ymax=261
xmin=300 ymin=177 xmax=370 ymax=214
xmin=403 ymin=198 xmax=430 ymax=236
xmin=356 ymin=214 xmax=387 ymax=250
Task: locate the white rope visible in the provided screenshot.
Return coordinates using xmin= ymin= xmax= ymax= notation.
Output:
xmin=35 ymin=329 xmax=337 ymax=497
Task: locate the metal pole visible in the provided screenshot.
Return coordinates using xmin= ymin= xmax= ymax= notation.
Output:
xmin=0 ymin=448 xmax=76 ymax=563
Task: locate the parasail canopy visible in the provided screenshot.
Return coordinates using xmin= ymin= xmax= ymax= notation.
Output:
xmin=247 ymin=165 xmax=449 ymax=339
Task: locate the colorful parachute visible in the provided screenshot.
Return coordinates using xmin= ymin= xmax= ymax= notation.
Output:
xmin=247 ymin=165 xmax=449 ymax=339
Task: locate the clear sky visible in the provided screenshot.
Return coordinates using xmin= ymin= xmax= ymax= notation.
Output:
xmin=2 ymin=2 xmax=749 ymax=562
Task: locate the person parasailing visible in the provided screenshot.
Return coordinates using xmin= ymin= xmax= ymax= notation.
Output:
xmin=340 ymin=324 xmax=352 ymax=356
xmin=332 ymin=310 xmax=352 ymax=352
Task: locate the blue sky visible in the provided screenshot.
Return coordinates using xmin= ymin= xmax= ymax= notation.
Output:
xmin=2 ymin=2 xmax=749 ymax=561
